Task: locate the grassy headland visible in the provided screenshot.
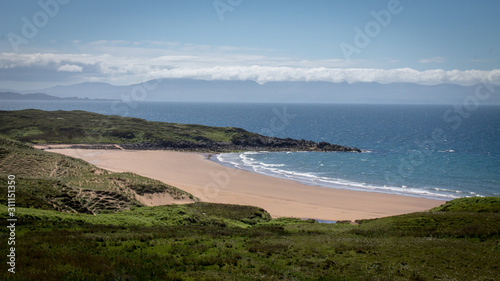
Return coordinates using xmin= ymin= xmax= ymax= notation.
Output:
xmin=0 ymin=109 xmax=361 ymax=152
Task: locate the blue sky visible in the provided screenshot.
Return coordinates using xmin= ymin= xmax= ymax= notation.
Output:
xmin=0 ymin=0 xmax=499 ymax=90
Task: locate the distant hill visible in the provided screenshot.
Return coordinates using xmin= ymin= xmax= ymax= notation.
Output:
xmin=23 ymin=82 xmax=129 ymax=99
xmin=0 ymin=91 xmax=116 ymax=101
xmin=21 ymin=79 xmax=500 ymax=104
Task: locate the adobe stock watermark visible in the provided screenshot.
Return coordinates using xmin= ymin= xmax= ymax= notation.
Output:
xmin=72 ymin=72 xmax=163 ymax=156
xmin=213 ymin=0 xmax=243 ymax=21
xmin=258 ymin=106 xmax=296 ymax=138
xmin=384 ymin=83 xmax=495 ymax=188
xmin=203 ymin=164 xmax=241 ymax=199
xmin=202 ymin=106 xmax=296 ymax=199
xmin=8 ymin=0 xmax=71 ymax=53
xmin=111 ymin=74 xmax=163 ymax=116
xmin=72 ymin=74 xmax=163 ymax=157
xmin=6 ymin=175 xmax=16 ymax=274
xmin=340 ymin=0 xmax=405 ymax=60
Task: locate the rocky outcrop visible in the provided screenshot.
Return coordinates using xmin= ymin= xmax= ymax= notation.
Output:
xmin=2 ymin=109 xmax=361 ymax=153
xmin=229 ymin=136 xmax=361 ymax=152
xmin=116 ymin=136 xmax=362 ymax=153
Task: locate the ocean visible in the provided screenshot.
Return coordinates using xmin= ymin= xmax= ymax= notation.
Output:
xmin=1 ymin=100 xmax=499 ymax=200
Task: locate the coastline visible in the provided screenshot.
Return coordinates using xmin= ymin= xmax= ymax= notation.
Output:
xmin=211 ymin=151 xmax=455 ymax=201
xmin=43 ymin=147 xmax=446 ymax=221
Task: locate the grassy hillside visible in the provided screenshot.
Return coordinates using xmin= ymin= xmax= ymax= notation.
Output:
xmin=354 ymin=197 xmax=500 ymax=240
xmin=0 ymin=137 xmax=195 ymax=214
xmin=0 ymin=197 xmax=499 ymax=280
xmin=0 ymin=109 xmax=361 ymax=152
xmin=0 ymin=109 xmax=246 ymax=145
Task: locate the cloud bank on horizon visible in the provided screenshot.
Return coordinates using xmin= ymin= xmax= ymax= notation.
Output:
xmin=0 ymin=0 xmax=499 ymax=91
xmin=1 ymin=51 xmax=498 ymax=88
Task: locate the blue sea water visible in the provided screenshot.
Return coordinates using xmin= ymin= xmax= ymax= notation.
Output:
xmin=1 ymin=100 xmax=499 ymax=200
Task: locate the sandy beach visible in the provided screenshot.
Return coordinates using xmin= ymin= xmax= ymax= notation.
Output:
xmin=45 ymin=148 xmax=446 ymax=221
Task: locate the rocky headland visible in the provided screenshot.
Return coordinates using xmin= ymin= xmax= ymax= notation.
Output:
xmin=0 ymin=109 xmax=361 ymax=153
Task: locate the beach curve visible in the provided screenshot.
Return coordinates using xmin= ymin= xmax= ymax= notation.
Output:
xmin=44 ymin=148 xmax=446 ymax=221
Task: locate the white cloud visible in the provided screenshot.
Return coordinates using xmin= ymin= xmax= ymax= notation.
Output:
xmin=140 ymin=66 xmax=499 ymax=86
xmin=384 ymin=58 xmax=400 ymax=63
xmin=1 ymin=52 xmax=499 ymax=87
xmin=419 ymin=56 xmax=446 ymax=64
xmin=57 ymin=64 xmax=83 ymax=72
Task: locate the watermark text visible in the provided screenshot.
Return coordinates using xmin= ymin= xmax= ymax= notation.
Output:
xmin=6 ymin=175 xmax=16 ymax=274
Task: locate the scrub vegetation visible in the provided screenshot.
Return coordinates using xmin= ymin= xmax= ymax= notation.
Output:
xmin=0 ymin=196 xmax=498 ymax=280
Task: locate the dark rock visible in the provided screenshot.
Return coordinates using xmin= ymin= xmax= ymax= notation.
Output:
xmin=117 ymin=136 xmax=361 ymax=153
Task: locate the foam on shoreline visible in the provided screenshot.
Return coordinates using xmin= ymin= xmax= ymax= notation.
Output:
xmin=213 ymin=152 xmax=471 ymax=200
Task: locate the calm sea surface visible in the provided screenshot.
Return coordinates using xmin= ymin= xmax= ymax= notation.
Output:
xmin=2 ymin=100 xmax=499 ymax=200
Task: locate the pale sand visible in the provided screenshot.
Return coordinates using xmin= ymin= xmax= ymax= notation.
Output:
xmin=46 ymin=148 xmax=446 ymax=221
xmin=135 ymin=192 xmax=194 ymax=206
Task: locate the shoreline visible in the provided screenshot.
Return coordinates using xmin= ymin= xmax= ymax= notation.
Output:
xmin=42 ymin=147 xmax=446 ymax=221
xmin=209 ymin=152 xmax=453 ymax=201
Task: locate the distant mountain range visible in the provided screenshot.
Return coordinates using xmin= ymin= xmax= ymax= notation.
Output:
xmin=0 ymin=91 xmax=116 ymax=101
xmin=15 ymin=79 xmax=500 ymax=104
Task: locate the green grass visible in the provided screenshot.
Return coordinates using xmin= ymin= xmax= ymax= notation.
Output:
xmin=0 ymin=112 xmax=499 ymax=279
xmin=354 ymin=210 xmax=500 ymax=241
xmin=0 ymin=137 xmax=196 ymax=214
xmin=0 ymin=109 xmax=362 ymax=152
xmin=1 ymin=154 xmax=499 ymax=280
xmin=0 ymin=202 xmax=271 ymax=228
xmin=0 ymin=109 xmax=258 ymax=146
xmin=1 ymin=198 xmax=499 ymax=280
xmin=429 ymin=196 xmax=500 ymax=213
